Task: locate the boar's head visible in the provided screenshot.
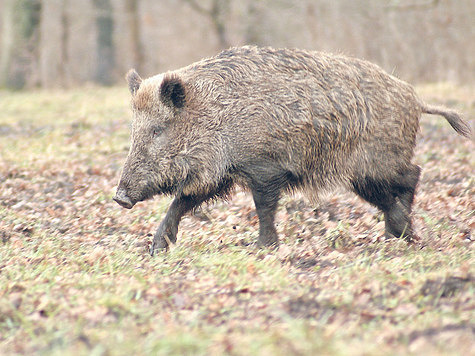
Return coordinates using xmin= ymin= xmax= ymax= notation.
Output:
xmin=114 ymin=69 xmax=195 ymax=209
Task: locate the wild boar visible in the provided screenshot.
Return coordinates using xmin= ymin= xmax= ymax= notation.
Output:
xmin=113 ymin=46 xmax=471 ymax=255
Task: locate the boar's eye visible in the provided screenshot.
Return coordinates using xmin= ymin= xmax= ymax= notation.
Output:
xmin=152 ymin=126 xmax=164 ymax=138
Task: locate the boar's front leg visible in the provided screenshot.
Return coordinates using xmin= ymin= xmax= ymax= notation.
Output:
xmin=151 ymin=180 xmax=233 ymax=255
xmin=150 ymin=195 xmax=198 ymax=255
xmin=252 ymin=186 xmax=281 ymax=247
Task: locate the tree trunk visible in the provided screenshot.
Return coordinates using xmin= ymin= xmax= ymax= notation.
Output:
xmin=58 ymin=0 xmax=70 ymax=87
xmin=0 ymin=0 xmax=41 ymax=89
xmin=125 ymin=0 xmax=143 ymax=73
xmin=182 ymin=0 xmax=230 ymax=49
xmin=93 ymin=0 xmax=115 ymax=85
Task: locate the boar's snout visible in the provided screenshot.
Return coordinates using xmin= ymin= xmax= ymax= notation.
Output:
xmin=113 ymin=187 xmax=135 ymax=209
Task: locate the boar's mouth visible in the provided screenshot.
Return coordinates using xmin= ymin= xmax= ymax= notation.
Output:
xmin=113 ymin=187 xmax=135 ymax=209
xmin=113 ymin=181 xmax=180 ymax=209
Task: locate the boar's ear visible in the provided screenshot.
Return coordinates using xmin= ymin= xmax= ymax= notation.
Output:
xmin=160 ymin=74 xmax=185 ymax=109
xmin=126 ymin=69 xmax=142 ymax=95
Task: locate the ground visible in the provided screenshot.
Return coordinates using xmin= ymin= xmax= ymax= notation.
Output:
xmin=0 ymin=83 xmax=473 ymax=355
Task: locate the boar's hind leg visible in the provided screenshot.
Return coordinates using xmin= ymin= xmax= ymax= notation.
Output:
xmin=393 ymin=165 xmax=421 ymax=214
xmin=385 ymin=164 xmax=420 ymax=240
xmin=351 ymin=164 xmax=420 ymax=240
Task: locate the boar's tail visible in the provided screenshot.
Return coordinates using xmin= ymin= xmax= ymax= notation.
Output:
xmin=421 ymin=102 xmax=472 ymax=139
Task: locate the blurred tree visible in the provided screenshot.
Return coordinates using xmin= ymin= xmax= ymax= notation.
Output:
xmin=182 ymin=0 xmax=230 ymax=48
xmin=93 ymin=0 xmax=115 ymax=85
xmin=125 ymin=0 xmax=143 ymax=73
xmin=38 ymin=0 xmax=71 ymax=88
xmin=59 ymin=0 xmax=70 ymax=86
xmin=244 ymin=2 xmax=263 ymax=45
xmin=0 ymin=0 xmax=41 ymax=89
xmin=386 ymin=0 xmax=440 ymax=10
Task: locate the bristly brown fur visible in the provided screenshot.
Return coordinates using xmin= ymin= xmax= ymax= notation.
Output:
xmin=126 ymin=69 xmax=142 ymax=95
xmin=132 ymin=87 xmax=154 ymax=112
xmin=114 ymin=46 xmax=470 ymax=253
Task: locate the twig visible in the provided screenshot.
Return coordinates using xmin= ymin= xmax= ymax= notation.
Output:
xmin=386 ymin=0 xmax=440 ymax=11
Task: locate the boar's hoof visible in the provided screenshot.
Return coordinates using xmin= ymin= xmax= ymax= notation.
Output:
xmin=385 ymin=225 xmax=415 ymax=242
xmin=150 ymin=221 xmax=178 ymax=256
xmin=150 ymin=238 xmax=169 ymax=256
xmin=257 ymin=232 xmax=279 ymax=248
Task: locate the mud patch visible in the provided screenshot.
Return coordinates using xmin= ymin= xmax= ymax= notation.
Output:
xmin=406 ymin=323 xmax=474 ymax=342
xmin=286 ymin=295 xmax=337 ymax=320
xmin=420 ymin=275 xmax=473 ymax=298
xmin=291 ymin=257 xmax=334 ymax=270
xmin=1 ymin=229 xmax=11 ymax=244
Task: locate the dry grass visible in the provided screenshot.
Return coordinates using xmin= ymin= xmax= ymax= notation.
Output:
xmin=0 ymin=84 xmax=473 ymax=355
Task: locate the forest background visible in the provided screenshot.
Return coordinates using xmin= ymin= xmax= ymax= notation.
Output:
xmin=0 ymin=0 xmax=474 ymax=89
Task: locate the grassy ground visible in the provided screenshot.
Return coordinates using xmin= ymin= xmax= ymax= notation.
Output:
xmin=0 ymin=83 xmax=473 ymax=355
